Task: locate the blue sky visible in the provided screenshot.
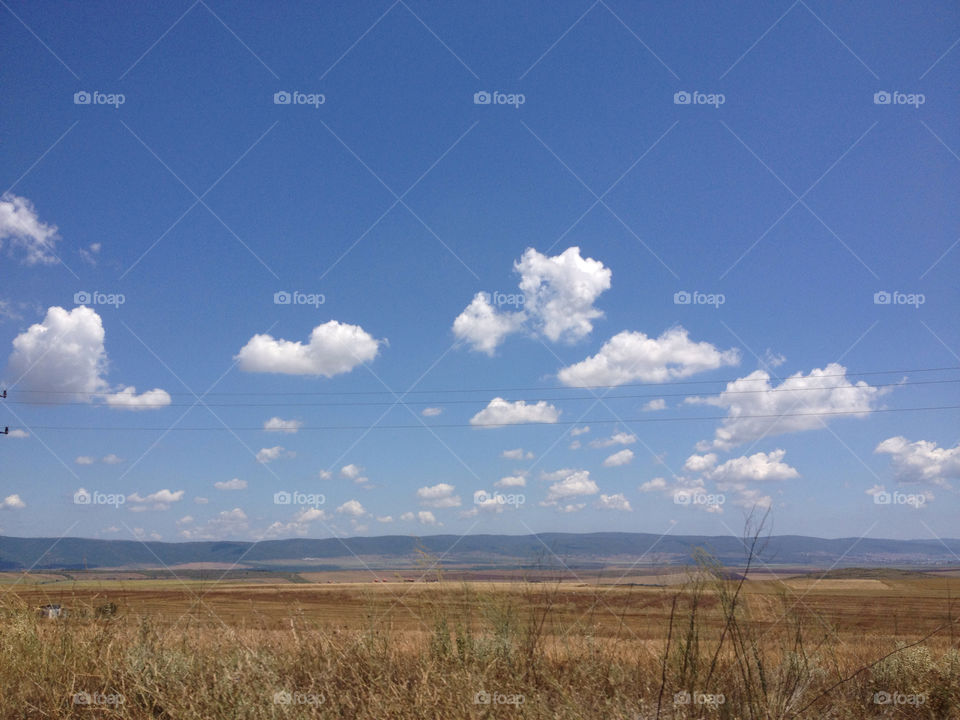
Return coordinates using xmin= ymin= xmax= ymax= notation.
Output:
xmin=1 ymin=0 xmax=958 ymax=545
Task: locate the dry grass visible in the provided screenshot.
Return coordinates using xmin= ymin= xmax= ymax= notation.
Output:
xmin=2 ymin=559 xmax=959 ymax=719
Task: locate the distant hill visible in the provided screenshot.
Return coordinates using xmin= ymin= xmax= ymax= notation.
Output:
xmin=2 ymin=532 xmax=959 ymax=571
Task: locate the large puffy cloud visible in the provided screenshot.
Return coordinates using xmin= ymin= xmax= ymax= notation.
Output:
xmin=689 ymin=363 xmax=883 ymax=450
xmin=452 ymin=246 xmax=611 ymax=354
xmin=704 ymin=449 xmax=800 ymax=483
xmin=417 ymin=483 xmax=461 ymax=508
xmin=0 ymin=193 xmax=59 ymax=264
xmin=875 ymin=437 xmax=960 ymax=488
xmin=515 ymin=246 xmax=612 ymax=342
xmin=470 ymin=398 xmax=560 ymax=427
xmin=5 ymin=306 xmax=170 ymax=409
xmin=558 ymin=327 xmax=740 ymax=387
xmin=541 ymin=469 xmax=599 ymax=507
xmin=236 ymin=320 xmax=382 ymax=377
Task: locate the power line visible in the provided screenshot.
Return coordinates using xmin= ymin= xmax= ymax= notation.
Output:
xmin=13 ymin=404 xmax=960 ymax=431
xmin=3 ymin=378 xmax=957 ymax=408
xmin=5 ymin=365 xmax=958 ymax=398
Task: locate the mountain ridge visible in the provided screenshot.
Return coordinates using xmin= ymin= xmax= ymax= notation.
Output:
xmin=2 ymin=532 xmax=958 ymax=570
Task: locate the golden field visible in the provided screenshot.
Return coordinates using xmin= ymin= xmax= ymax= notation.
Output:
xmin=1 ymin=563 xmax=958 ymax=719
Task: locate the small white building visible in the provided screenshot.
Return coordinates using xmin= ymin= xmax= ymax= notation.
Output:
xmin=38 ymin=604 xmax=65 ymax=619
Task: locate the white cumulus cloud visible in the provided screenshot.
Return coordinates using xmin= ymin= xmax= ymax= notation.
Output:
xmin=495 ymin=474 xmax=527 ymax=488
xmin=264 ymin=417 xmax=302 ymax=433
xmin=236 ymin=320 xmax=382 ymax=377
xmin=452 ymin=247 xmax=611 ymax=353
xmin=0 ymin=494 xmax=25 ymax=510
xmin=603 ymin=448 xmax=635 ymax=467
xmin=559 ymin=326 xmax=740 ymax=387
xmin=452 ymin=292 xmax=523 ymax=355
xmin=127 ymin=488 xmax=184 ymax=511
xmin=179 ymin=508 xmax=248 ymax=540
xmin=589 ymin=431 xmax=637 ymax=448
xmin=340 ymin=464 xmax=369 ymax=484
xmin=0 ymin=193 xmax=60 ymax=264
xmin=541 ymin=469 xmax=599 ymax=507
xmin=256 ymin=446 xmax=293 ymax=464
xmin=470 ymin=398 xmax=559 ymax=427
xmin=596 ymin=493 xmax=632 ymax=511
xmin=214 ymin=478 xmax=247 ymax=491
xmin=337 ymin=499 xmax=367 ymax=517
xmin=417 ymin=483 xmax=461 ymax=508
xmin=688 ymin=363 xmax=883 ymax=450
xmin=5 ymin=306 xmax=169 ymax=409
xmin=103 ymin=386 xmax=171 ymax=410
xmin=875 ymin=437 xmax=960 ymax=488
xmin=705 ymin=449 xmax=799 ymax=483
